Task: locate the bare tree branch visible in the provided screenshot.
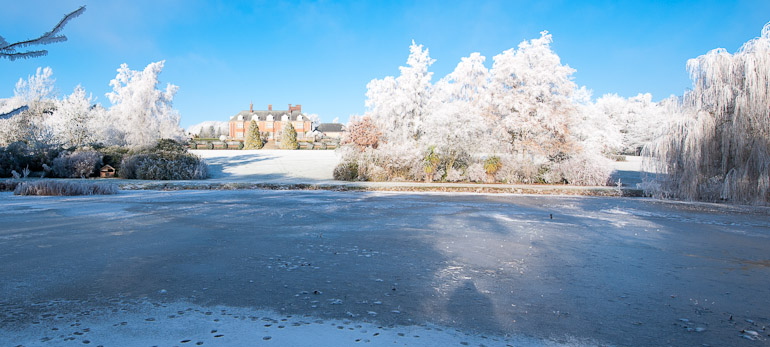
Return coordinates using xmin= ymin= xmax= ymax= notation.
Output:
xmin=0 ymin=6 xmax=86 ymax=61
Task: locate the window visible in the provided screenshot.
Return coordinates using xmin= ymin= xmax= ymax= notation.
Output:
xmin=237 ymin=115 xmax=243 ymax=121
xmin=294 ymin=122 xmax=302 ymax=130
xmin=237 ymin=123 xmax=244 ymax=129
xmin=268 ymin=132 xmax=274 ymax=139
xmin=296 ymin=115 xmax=303 ymax=121
xmin=267 ymin=122 xmax=273 ymax=129
xmin=281 ymin=114 xmax=289 ymax=122
xmin=297 ymin=132 xmax=304 ymax=139
xmin=236 ymin=132 xmax=244 ymax=138
xmin=267 ymin=114 xmax=274 ymax=121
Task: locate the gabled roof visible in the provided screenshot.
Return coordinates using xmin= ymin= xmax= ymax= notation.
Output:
xmin=317 ymin=123 xmax=345 ymax=133
xmin=230 ymin=109 xmax=307 ymax=122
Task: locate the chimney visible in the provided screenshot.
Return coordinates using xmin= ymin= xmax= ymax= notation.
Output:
xmin=296 ymin=104 xmax=301 ymax=112
xmin=288 ymin=104 xmax=292 ymax=111
xmin=250 ymin=102 xmax=253 ymax=113
xmin=268 ymin=104 xmax=272 ymax=111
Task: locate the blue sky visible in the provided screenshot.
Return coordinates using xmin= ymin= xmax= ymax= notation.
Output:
xmin=1 ymin=1 xmax=769 ymax=129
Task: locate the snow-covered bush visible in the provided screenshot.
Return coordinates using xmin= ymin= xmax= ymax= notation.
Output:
xmin=0 ymin=179 xmax=21 ymax=191
xmin=14 ymin=181 xmax=117 ymax=196
xmin=643 ymin=22 xmax=770 ymax=204
xmin=0 ymin=142 xmax=33 ymax=177
xmin=118 ymin=139 xmax=207 ymax=180
xmin=333 ymin=161 xmax=358 ymax=181
xmin=342 ymin=116 xmax=381 ymax=150
xmin=52 ymin=150 xmax=103 ymax=178
xmin=466 ymin=163 xmax=486 ymax=183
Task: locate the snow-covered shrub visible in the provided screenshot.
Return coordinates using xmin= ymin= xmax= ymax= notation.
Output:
xmin=118 ymin=139 xmax=207 ymax=180
xmin=342 ymin=116 xmax=381 ymax=150
xmin=121 ymin=152 xmax=207 ymax=180
xmin=14 ymin=180 xmax=117 ymax=196
xmin=445 ymin=167 xmax=464 ymax=182
xmin=0 ymin=179 xmax=21 ymax=191
xmin=51 ymin=150 xmax=102 ymax=178
xmin=333 ymin=161 xmax=358 ymax=181
xmin=466 ymin=163 xmax=486 ymax=183
xmin=206 ymin=142 xmax=213 ymax=150
xmin=0 ymin=142 xmax=34 ymax=178
xmin=554 ymin=152 xmax=613 ymax=186
xmin=190 ymin=141 xmax=198 ymax=149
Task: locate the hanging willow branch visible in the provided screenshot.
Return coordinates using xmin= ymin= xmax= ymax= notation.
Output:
xmin=0 ymin=5 xmax=86 ymax=61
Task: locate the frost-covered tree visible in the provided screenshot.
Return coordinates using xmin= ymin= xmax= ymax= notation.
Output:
xmin=644 ymin=23 xmax=770 ymax=204
xmin=1 ymin=6 xmax=86 ymax=61
xmin=337 ymin=33 xmax=613 ymax=185
xmin=488 ymin=31 xmax=578 ymax=159
xmin=46 ymin=86 xmax=94 ymax=147
xmin=280 ymin=122 xmax=298 ymax=149
xmin=0 ymin=67 xmax=57 ymax=146
xmin=423 ymin=52 xmax=490 ymax=171
xmin=592 ymin=93 xmax=666 ymax=155
xmin=105 ymin=61 xmax=184 ymax=147
xmin=366 ymin=41 xmax=435 ymax=145
xmin=244 ymin=119 xmax=262 ymax=149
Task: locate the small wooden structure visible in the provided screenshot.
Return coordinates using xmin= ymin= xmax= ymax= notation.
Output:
xmin=100 ymin=165 xmax=116 ymax=178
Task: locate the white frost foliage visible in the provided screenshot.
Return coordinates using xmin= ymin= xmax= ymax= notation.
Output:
xmin=593 ymin=93 xmax=667 ymax=155
xmin=14 ymin=67 xmax=56 ymax=103
xmin=488 ymin=31 xmax=577 ymax=158
xmin=0 ymin=67 xmax=58 ymax=146
xmin=46 ymin=86 xmax=94 ymax=147
xmin=424 ymin=52 xmax=490 ymax=160
xmin=106 ymin=61 xmax=184 ymax=147
xmin=366 ymin=40 xmax=434 ymax=144
xmin=644 ymin=22 xmax=770 ymax=204
xmin=340 ymin=33 xmax=615 ymax=185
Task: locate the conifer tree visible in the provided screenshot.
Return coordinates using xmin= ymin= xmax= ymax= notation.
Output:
xmin=244 ymin=119 xmax=262 ymax=149
xmin=280 ymin=122 xmax=299 ymax=150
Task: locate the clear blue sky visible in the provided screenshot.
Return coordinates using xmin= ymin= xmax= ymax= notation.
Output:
xmin=1 ymin=0 xmax=769 ymax=129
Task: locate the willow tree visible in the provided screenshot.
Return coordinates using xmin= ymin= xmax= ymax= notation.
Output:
xmin=644 ymin=23 xmax=770 ymax=204
xmin=244 ymin=119 xmax=262 ymax=149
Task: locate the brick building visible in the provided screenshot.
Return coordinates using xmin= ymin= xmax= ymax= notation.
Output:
xmin=229 ymin=103 xmax=313 ymax=141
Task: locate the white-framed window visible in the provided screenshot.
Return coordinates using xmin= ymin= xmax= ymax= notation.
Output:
xmin=296 ymin=115 xmax=303 ymax=121
xmin=297 ymin=132 xmax=304 ymax=139
xmin=236 ymin=132 xmax=244 ymax=138
xmin=237 ymin=115 xmax=243 ymax=121
xmin=237 ymin=122 xmax=244 ymax=129
xmin=281 ymin=114 xmax=289 ymax=122
xmin=267 ymin=114 xmax=274 ymax=121
xmin=294 ymin=122 xmax=302 ymax=129
xmin=268 ymin=132 xmax=274 ymax=138
xmin=267 ymin=122 xmax=273 ymax=129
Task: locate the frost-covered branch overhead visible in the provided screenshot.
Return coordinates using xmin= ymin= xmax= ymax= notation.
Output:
xmin=0 ymin=6 xmax=86 ymax=61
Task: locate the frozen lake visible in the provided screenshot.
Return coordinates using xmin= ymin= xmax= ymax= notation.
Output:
xmin=1 ymin=190 xmax=768 ymax=346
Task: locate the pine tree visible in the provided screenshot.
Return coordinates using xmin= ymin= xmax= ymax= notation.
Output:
xmin=280 ymin=122 xmax=299 ymax=150
xmin=244 ymin=119 xmax=262 ymax=149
